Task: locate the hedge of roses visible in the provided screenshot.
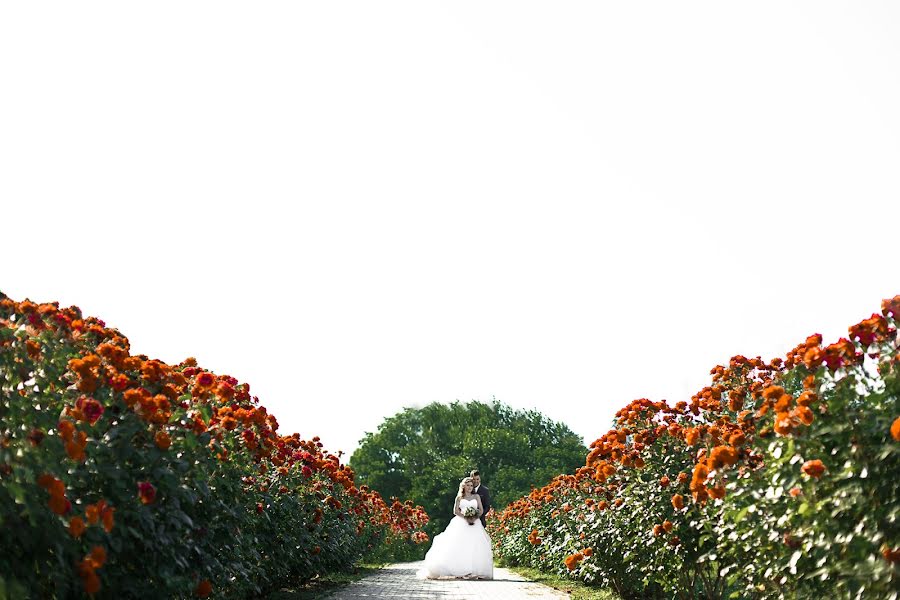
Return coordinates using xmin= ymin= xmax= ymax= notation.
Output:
xmin=0 ymin=292 xmax=428 ymax=599
xmin=489 ymin=297 xmax=900 ymax=599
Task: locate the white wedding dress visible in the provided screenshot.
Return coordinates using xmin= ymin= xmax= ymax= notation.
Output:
xmin=417 ymin=497 xmax=494 ymax=579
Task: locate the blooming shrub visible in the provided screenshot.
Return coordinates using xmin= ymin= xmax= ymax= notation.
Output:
xmin=0 ymin=292 xmax=428 ymax=598
xmin=489 ymin=296 xmax=900 ymax=599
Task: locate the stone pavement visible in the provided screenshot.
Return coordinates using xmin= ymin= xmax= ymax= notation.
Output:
xmin=326 ymin=561 xmax=570 ymax=600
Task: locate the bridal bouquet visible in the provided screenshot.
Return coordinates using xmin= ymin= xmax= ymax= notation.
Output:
xmin=463 ymin=506 xmax=478 ymax=525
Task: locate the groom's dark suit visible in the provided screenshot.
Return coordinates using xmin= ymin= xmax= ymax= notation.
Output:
xmin=474 ymin=484 xmax=492 ymax=528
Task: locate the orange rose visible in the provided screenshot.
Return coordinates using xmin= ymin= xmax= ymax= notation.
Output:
xmin=82 ymin=571 xmax=101 ymax=594
xmin=774 ymin=414 xmax=794 ymax=436
xmin=100 ymin=503 xmax=115 ymax=533
xmin=691 ymin=463 xmax=709 ymax=488
xmin=801 ymin=459 xmax=826 ymax=478
xmin=707 ymin=446 xmax=738 ymax=470
xmin=155 ymin=431 xmax=171 ymax=450
xmin=796 ymin=391 xmax=817 ymax=406
xmin=86 ymin=503 xmax=100 ymax=525
xmin=48 ymin=493 xmax=69 ymax=515
xmin=194 ymin=580 xmax=213 ymax=598
xmin=774 ymin=394 xmax=793 ymax=413
xmin=69 ymin=516 xmax=86 ymax=538
xmin=684 ymin=428 xmax=700 ymax=446
xmin=57 ymin=419 xmax=75 ymax=442
xmin=564 ymin=552 xmax=584 ymax=570
xmin=89 ymin=546 xmax=107 ymax=569
xmin=122 ymin=388 xmax=144 ymax=407
xmin=100 ymin=510 xmax=114 ymax=533
xmin=794 ymin=405 xmax=814 ymax=426
xmin=762 ymin=385 xmax=785 ymax=400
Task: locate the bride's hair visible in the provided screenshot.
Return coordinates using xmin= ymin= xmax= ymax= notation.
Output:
xmin=456 ymin=476 xmax=475 ymax=500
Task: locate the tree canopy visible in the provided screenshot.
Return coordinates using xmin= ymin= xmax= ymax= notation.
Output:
xmin=349 ymin=399 xmax=587 ymax=536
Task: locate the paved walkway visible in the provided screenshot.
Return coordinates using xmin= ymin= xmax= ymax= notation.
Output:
xmin=326 ymin=562 xmax=570 ymax=600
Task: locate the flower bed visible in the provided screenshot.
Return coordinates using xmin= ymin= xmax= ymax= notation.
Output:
xmin=489 ymin=297 xmax=900 ymax=599
xmin=0 ymin=292 xmax=428 ymax=598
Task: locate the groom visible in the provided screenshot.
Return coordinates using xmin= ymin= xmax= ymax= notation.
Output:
xmin=470 ymin=469 xmax=492 ymax=528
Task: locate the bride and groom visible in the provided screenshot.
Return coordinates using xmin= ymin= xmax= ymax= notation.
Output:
xmin=417 ymin=470 xmax=494 ymax=580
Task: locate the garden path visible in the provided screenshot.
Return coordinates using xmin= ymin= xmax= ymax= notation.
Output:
xmin=326 ymin=561 xmax=570 ymax=600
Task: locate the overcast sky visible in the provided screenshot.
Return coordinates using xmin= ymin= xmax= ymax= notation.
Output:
xmin=2 ymin=2 xmax=898 ymax=459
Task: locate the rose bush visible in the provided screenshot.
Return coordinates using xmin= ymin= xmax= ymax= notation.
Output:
xmin=489 ymin=296 xmax=900 ymax=599
xmin=0 ymin=292 xmax=428 ymax=598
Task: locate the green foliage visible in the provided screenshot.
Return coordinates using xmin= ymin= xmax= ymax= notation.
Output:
xmin=0 ymin=292 xmax=427 ymax=598
xmin=492 ymin=300 xmax=900 ymax=599
xmin=712 ymin=352 xmax=900 ymax=599
xmin=350 ymin=399 xmax=587 ymax=536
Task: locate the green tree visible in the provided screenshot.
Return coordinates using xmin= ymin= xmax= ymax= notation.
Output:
xmin=349 ymin=399 xmax=587 ymax=538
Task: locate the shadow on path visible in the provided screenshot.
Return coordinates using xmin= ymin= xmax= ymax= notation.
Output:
xmin=324 ymin=561 xmax=571 ymax=600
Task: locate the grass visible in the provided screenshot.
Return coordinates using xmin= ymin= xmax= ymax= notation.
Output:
xmin=263 ymin=563 xmax=385 ymax=600
xmin=505 ymin=564 xmax=622 ymax=600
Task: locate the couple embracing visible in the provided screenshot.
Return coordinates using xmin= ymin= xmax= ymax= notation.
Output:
xmin=417 ymin=470 xmax=494 ymax=580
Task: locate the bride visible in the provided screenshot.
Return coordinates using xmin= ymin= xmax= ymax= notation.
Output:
xmin=417 ymin=476 xmax=494 ymax=580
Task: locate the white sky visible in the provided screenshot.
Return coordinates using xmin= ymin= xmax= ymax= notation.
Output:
xmin=2 ymin=2 xmax=898 ymax=458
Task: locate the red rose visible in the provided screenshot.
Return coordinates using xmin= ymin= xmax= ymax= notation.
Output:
xmin=138 ymin=481 xmax=157 ymax=504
